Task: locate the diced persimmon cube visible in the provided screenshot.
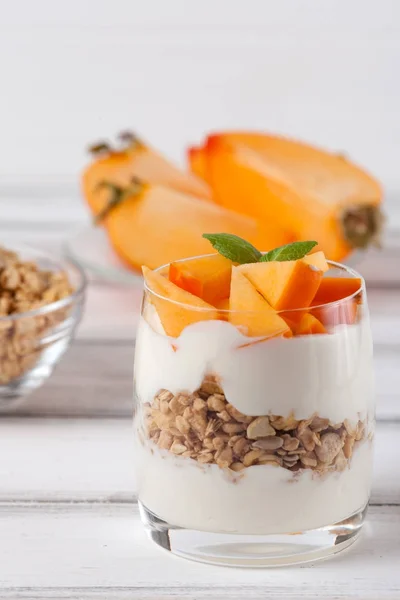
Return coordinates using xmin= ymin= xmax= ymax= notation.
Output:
xmin=215 ymin=298 xmax=230 ymax=311
xmin=303 ymin=251 xmax=329 ymax=273
xmin=310 ymin=276 xmax=362 ymax=326
xmin=293 ymin=313 xmax=327 ymax=335
xmin=311 ymin=277 xmax=362 ymax=305
xmin=142 ymin=266 xmax=218 ymax=337
xmin=229 ymin=267 xmax=291 ymax=338
xmin=311 ymin=299 xmax=359 ymax=327
xmin=169 ymin=254 xmax=232 ymax=305
xmin=238 ymin=259 xmax=323 ymax=311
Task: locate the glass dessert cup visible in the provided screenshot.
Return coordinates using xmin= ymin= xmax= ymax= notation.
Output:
xmin=133 ymin=259 xmax=375 ymax=567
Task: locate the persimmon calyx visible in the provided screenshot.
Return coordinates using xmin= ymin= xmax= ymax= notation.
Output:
xmin=94 ymin=177 xmax=146 ymax=224
xmin=341 ymin=204 xmax=384 ymax=249
xmin=87 ymin=131 xmax=145 ymax=158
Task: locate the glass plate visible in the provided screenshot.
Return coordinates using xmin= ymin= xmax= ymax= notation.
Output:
xmin=64 ymin=224 xmax=142 ymax=286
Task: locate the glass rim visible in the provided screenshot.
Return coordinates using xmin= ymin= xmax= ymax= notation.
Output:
xmin=0 ymin=250 xmax=87 ymax=323
xmin=143 ymin=255 xmax=365 ymax=314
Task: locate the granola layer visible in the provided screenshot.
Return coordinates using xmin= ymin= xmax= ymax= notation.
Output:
xmin=141 ymin=375 xmax=368 ymax=474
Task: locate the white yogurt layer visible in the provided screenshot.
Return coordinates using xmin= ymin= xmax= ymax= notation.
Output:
xmin=135 ymin=440 xmax=373 ymax=534
xmin=134 ymin=311 xmax=374 ymax=423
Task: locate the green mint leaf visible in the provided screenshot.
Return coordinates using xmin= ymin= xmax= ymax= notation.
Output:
xmin=260 ymin=240 xmax=318 ymax=262
xmin=202 ymin=233 xmax=262 ymax=264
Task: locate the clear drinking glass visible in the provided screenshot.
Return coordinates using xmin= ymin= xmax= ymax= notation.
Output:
xmin=133 ymin=258 xmax=374 ymax=567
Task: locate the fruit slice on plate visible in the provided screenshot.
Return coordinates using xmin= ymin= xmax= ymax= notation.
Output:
xmin=187 ymin=146 xmax=209 ymax=184
xmin=169 ymin=254 xmax=232 ymax=305
xmin=142 ymin=266 xmax=219 ymax=337
xmin=202 ymin=133 xmax=383 ymax=261
xmin=92 ymin=180 xmax=291 ymax=271
xmin=83 ymin=131 xmax=211 ymax=216
xmin=229 ymin=267 xmax=291 ymax=338
xmin=238 ymin=259 xmax=323 ymax=311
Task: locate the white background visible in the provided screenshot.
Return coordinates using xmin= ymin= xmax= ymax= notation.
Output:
xmin=0 ymin=0 xmax=398 ymax=189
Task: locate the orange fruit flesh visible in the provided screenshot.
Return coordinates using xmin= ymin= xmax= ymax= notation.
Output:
xmin=144 ymin=253 xmax=360 ymax=339
xmin=169 ymin=254 xmax=232 ymax=306
xmin=292 ymin=313 xmax=327 ymax=335
xmin=229 ymin=268 xmax=291 ymax=338
xmin=83 ymin=144 xmax=211 ymax=217
xmin=238 ymin=260 xmax=323 ymax=311
xmin=142 ymin=266 xmax=219 ymax=337
xmin=303 ymin=251 xmax=329 ymax=272
xmin=310 ymin=276 xmax=362 ymax=327
xmin=105 ymin=184 xmax=291 ymax=271
xmin=201 ymin=133 xmax=382 ymax=261
xmin=312 ymin=277 xmax=362 ymax=304
xmin=187 ymin=146 xmax=210 ymax=184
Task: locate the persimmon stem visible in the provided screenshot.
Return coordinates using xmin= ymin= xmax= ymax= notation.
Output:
xmin=341 ymin=205 xmax=385 ymax=249
xmin=87 ymin=141 xmax=112 ymax=156
xmin=118 ymin=131 xmax=144 ymax=151
xmin=94 ymin=179 xmax=144 ymax=224
xmin=88 ymin=131 xmax=144 ymax=157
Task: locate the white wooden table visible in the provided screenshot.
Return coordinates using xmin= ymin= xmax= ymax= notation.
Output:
xmin=0 ymin=188 xmax=399 ymax=598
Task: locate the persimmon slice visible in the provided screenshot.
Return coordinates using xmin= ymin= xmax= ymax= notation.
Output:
xmin=229 ymin=267 xmax=291 ymax=338
xmin=169 ymin=254 xmax=232 ymax=306
xmin=238 ymin=260 xmax=323 ymax=311
xmin=142 ymin=266 xmax=218 ymax=337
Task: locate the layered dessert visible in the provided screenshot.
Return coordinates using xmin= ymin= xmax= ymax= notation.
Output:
xmin=133 ymin=235 xmax=374 ymax=536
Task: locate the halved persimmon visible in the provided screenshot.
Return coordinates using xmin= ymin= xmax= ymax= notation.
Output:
xmin=201 ymin=133 xmax=383 ymax=261
xmin=96 ymin=181 xmax=291 ymax=271
xmin=83 ymin=132 xmax=211 ymax=217
xmin=187 ymin=145 xmax=209 ymax=184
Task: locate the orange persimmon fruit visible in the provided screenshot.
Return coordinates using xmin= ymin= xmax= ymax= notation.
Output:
xmin=292 ymin=313 xmax=327 ymax=335
xmin=310 ymin=276 xmax=362 ymax=327
xmin=238 ymin=260 xmax=323 ymax=311
xmin=215 ymin=297 xmax=230 ymax=310
xmin=142 ymin=266 xmax=219 ymax=337
xmin=169 ymin=254 xmax=232 ymax=305
xmin=187 ymin=145 xmax=210 ymax=184
xmin=95 ymin=180 xmax=291 ymax=271
xmin=201 ymin=133 xmax=383 ymax=261
xmin=83 ymin=132 xmax=211 ymax=217
xmin=303 ymin=250 xmax=329 ymax=272
xmin=229 ymin=267 xmax=291 ymax=338
xmin=311 ymin=276 xmax=362 ymax=305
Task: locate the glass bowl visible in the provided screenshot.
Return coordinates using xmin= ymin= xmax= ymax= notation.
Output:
xmin=0 ymin=243 xmax=87 ymax=409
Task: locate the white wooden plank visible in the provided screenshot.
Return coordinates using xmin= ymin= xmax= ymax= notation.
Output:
xmin=0 ymin=502 xmax=398 ymax=598
xmin=0 ymin=419 xmax=397 ymax=505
